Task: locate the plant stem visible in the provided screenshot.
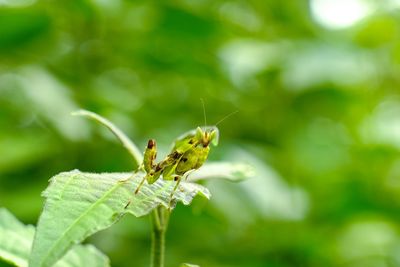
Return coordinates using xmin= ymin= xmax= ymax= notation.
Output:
xmin=150 ymin=207 xmax=169 ymax=267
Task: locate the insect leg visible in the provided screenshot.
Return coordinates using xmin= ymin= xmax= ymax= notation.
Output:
xmin=168 ymin=169 xmax=197 ymax=209
xmin=134 ymin=175 xmax=147 ymax=194
xmin=168 ymin=175 xmax=182 ymax=210
xmin=170 ymin=175 xmax=182 ymax=198
xmin=143 ymin=139 xmax=157 ymax=173
xmin=135 ymin=139 xmax=157 ymax=195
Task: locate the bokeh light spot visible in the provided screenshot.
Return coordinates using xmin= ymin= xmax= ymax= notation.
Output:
xmin=310 ymin=0 xmax=373 ymax=29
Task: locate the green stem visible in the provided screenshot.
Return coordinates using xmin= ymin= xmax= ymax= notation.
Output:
xmin=150 ymin=207 xmax=169 ymax=267
xmin=151 ymin=226 xmax=165 ymax=267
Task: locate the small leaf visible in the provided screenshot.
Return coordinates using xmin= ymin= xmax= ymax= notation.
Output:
xmin=189 ymin=162 xmax=255 ymax=182
xmin=29 ymin=170 xmax=210 ymax=267
xmin=0 ymin=208 xmax=109 ymax=267
xmin=71 ymin=109 xmax=143 ymax=166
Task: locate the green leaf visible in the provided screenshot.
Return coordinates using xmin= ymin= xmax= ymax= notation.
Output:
xmin=0 ymin=208 xmax=34 ymax=267
xmin=180 ymin=263 xmax=200 ymax=267
xmin=0 ymin=208 xmax=109 ymax=267
xmin=71 ymin=109 xmax=143 ymax=166
xmin=189 ymin=162 xmax=255 ymax=182
xmin=29 ymin=170 xmax=210 ymax=267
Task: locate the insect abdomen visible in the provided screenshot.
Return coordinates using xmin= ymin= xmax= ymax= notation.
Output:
xmin=175 ymin=146 xmax=210 ymax=175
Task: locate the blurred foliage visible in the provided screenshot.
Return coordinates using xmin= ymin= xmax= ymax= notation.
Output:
xmin=1 ymin=0 xmax=400 ymax=266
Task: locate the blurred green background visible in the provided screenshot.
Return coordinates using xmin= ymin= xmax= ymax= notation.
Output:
xmin=1 ymin=0 xmax=400 ymax=266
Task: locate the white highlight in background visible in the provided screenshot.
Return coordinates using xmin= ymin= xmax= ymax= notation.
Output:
xmin=310 ymin=0 xmax=374 ymax=29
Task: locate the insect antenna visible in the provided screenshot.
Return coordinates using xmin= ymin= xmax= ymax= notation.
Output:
xmin=200 ymin=98 xmax=207 ymax=129
xmin=215 ymin=110 xmax=239 ymax=126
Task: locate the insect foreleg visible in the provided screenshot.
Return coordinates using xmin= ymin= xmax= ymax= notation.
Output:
xmin=135 ymin=139 xmax=158 ymax=194
xmin=143 ymin=139 xmax=157 ymax=173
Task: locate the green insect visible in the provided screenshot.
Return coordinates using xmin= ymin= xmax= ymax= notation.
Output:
xmin=135 ymin=126 xmax=219 ymax=196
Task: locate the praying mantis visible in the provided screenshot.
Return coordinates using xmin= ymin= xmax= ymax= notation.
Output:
xmin=133 ymin=106 xmax=237 ymax=202
xmin=126 ymin=100 xmax=237 ymax=207
xmin=134 ymin=126 xmax=219 ymax=197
